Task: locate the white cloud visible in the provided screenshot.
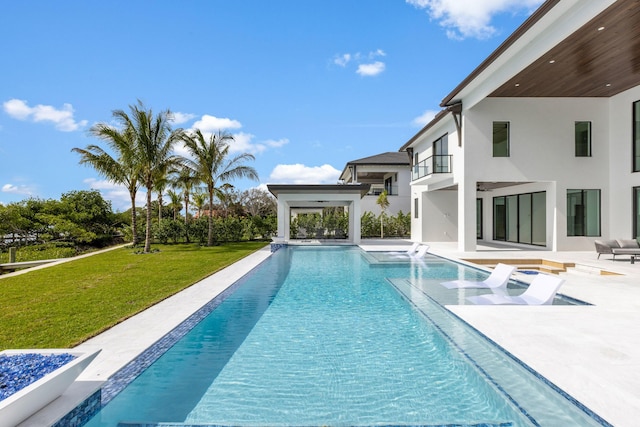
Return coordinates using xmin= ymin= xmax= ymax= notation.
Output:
xmin=268 ymin=164 xmax=341 ymax=185
xmin=412 ymin=109 xmax=440 ymax=127
xmin=2 ymin=183 xmax=35 ymax=196
xmin=334 ymin=53 xmax=351 ymax=67
xmin=2 ymin=99 xmax=88 ymax=131
xmin=334 ymin=49 xmax=387 ymax=77
xmin=229 ymin=132 xmax=259 ymax=154
xmin=171 ymin=112 xmax=197 ymax=124
xmin=83 ymin=178 xmax=146 ymax=211
xmin=192 ymin=114 xmax=242 ymax=132
xmin=357 ymin=61 xmax=386 ymax=77
xmin=265 ymin=138 xmax=289 ymax=148
xmin=183 ymin=114 xmax=287 ymax=156
xmin=406 ymin=0 xmax=543 ymax=40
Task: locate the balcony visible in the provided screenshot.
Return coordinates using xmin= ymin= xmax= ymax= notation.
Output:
xmin=412 ymin=155 xmax=452 ymax=181
xmin=366 ymin=185 xmax=399 ymax=196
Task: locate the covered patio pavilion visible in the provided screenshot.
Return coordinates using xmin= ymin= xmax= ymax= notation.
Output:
xmin=267 ymin=184 xmax=371 ymax=244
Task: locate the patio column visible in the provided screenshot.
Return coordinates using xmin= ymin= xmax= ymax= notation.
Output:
xmin=276 ymin=199 xmax=290 ymax=240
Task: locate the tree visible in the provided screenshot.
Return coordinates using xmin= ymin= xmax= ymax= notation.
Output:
xmin=154 ymin=173 xmax=169 ymax=223
xmin=376 ymin=190 xmax=390 ymax=238
xmin=167 ymin=189 xmax=182 ymax=221
xmin=73 ymin=118 xmax=141 ymax=245
xmin=117 ymin=101 xmax=185 ymax=253
xmin=182 ymin=129 xmax=258 ymax=246
xmin=172 ymin=166 xmax=198 ymax=241
xmin=192 ymin=191 xmax=207 ymax=219
xmin=241 ymin=188 xmax=277 ymax=217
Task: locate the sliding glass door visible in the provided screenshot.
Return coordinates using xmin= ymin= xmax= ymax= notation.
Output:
xmin=493 ymin=191 xmax=546 ymax=246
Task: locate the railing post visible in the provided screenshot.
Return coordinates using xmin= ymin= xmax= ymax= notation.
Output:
xmin=9 ymin=247 xmax=16 ymax=263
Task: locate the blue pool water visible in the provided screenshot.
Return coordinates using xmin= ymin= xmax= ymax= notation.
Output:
xmin=82 ymin=246 xmax=605 ymax=426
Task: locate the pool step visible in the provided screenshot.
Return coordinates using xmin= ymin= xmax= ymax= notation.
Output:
xmin=563 ymin=263 xmax=623 ymax=276
xmin=463 ymin=258 xmax=574 ymax=275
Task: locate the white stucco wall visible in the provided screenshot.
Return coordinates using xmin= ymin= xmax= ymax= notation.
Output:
xmin=463 ymin=97 xmax=610 ymax=250
xmin=609 ymin=86 xmax=640 ymax=239
xmin=361 ymin=169 xmax=411 ymax=216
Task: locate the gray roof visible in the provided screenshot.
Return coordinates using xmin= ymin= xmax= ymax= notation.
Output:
xmin=345 ymin=152 xmax=409 ymax=166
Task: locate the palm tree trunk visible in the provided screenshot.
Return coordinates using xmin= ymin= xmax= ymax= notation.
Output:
xmin=184 ymin=193 xmax=190 ymax=243
xmin=207 ymin=190 xmax=214 ymax=246
xmin=158 ymin=193 xmax=163 ymax=223
xmin=130 ymin=191 xmax=138 ymax=246
xmin=145 ymin=188 xmax=153 ymax=253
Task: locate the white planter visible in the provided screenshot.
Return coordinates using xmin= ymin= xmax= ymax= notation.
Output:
xmin=0 ymin=349 xmax=100 ymax=427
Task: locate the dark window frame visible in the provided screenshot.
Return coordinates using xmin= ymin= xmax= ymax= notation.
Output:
xmin=566 ymin=189 xmax=601 ymax=237
xmin=493 ymin=191 xmax=546 ymax=246
xmin=575 ymin=121 xmax=592 ymax=157
xmin=492 ymin=121 xmax=510 ymax=157
xmin=634 ymin=101 xmax=640 ymax=172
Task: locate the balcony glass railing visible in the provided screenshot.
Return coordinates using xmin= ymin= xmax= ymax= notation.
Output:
xmin=412 ymin=155 xmax=452 ymax=180
xmin=367 ymin=185 xmax=399 ymax=196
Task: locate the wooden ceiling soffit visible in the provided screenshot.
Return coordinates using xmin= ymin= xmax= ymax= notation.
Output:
xmin=490 ymin=1 xmax=640 ymax=98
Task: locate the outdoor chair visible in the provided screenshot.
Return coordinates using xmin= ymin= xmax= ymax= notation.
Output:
xmin=411 ymin=245 xmax=430 ymax=258
xmin=466 ymin=273 xmax=565 ymax=305
xmin=440 ymin=263 xmax=516 ymax=290
xmin=595 ymin=239 xmax=640 ymax=261
xmin=406 ymin=242 xmax=421 ymax=255
xmin=594 ymin=239 xmax=620 ymax=259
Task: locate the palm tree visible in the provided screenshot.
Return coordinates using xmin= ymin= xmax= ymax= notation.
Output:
xmin=172 ymin=166 xmax=197 ymax=242
xmin=154 ymin=173 xmax=169 ymax=223
xmin=182 ymin=129 xmax=258 ymax=246
xmin=116 ymin=101 xmax=184 ymax=253
xmin=377 ymin=190 xmax=390 ymax=238
xmin=72 ymin=120 xmax=142 ymax=245
xmin=167 ymin=189 xmax=182 ymax=221
xmin=192 ymin=191 xmax=207 ymax=219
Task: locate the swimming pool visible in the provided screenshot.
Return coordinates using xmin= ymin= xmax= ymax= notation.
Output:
xmin=80 ymin=246 xmax=607 ymax=426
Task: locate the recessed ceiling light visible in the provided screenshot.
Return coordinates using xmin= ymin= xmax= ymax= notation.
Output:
xmin=598 ymin=26 xmax=605 ymax=31
xmin=549 ymin=60 xmax=555 ymax=64
xmin=606 ymin=83 xmax=612 ymax=87
xmin=515 ymin=83 xmax=520 ymax=87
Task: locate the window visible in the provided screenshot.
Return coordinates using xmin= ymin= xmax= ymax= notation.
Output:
xmin=575 ymin=121 xmax=591 ymax=157
xmin=634 ymin=101 xmax=640 ymax=172
xmin=635 ymin=187 xmax=640 ymax=240
xmin=493 ymin=191 xmax=546 ymax=246
xmin=384 ymin=176 xmax=393 ymax=195
xmin=567 ymin=189 xmax=601 ymax=236
xmin=493 ymin=121 xmax=510 ymax=157
xmin=476 ymin=199 xmax=483 ymax=239
xmin=433 ymin=134 xmax=449 ymax=172
xmin=414 ymin=198 xmax=419 ymax=219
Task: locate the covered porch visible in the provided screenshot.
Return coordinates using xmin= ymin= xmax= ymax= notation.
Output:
xmin=267 ymin=184 xmax=370 ymax=244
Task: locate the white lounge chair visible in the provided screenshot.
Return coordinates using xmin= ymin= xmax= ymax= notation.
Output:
xmin=440 ymin=263 xmax=516 ymax=290
xmin=466 ymin=273 xmax=565 ymax=305
xmin=406 ymin=242 xmax=421 ymax=255
xmin=411 ymin=245 xmax=430 ymax=258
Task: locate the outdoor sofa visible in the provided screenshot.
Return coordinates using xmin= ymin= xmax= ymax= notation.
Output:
xmin=594 ymin=239 xmax=640 ymax=261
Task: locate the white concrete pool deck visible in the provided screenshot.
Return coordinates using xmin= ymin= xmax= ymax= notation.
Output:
xmin=20 ymin=240 xmax=640 ymax=426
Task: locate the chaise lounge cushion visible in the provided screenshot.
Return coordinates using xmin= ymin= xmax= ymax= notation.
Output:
xmin=616 ymin=239 xmax=640 ymax=248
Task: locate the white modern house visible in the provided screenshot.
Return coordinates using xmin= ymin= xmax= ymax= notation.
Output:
xmin=401 ymin=0 xmax=640 ymax=252
xmin=339 ymin=152 xmax=411 ymax=216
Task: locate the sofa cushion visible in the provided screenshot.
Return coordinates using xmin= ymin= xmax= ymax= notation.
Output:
xmin=598 ymin=239 xmax=620 ymax=248
xmin=617 ymin=239 xmax=639 ymax=248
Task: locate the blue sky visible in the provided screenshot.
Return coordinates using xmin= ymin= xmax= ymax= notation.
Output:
xmin=0 ymin=0 xmax=542 ymax=211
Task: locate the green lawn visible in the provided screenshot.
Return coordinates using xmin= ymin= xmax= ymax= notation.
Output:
xmin=0 ymin=242 xmax=268 ymax=349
